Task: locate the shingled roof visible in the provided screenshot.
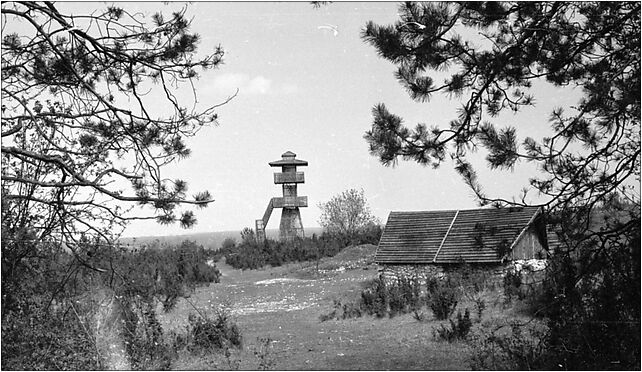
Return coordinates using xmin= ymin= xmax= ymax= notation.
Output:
xmin=375 ymin=206 xmax=543 ymax=264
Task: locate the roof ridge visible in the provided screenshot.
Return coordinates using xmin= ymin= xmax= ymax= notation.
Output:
xmin=390 ymin=206 xmax=539 ymax=214
xmin=433 ymin=209 xmax=459 ymax=262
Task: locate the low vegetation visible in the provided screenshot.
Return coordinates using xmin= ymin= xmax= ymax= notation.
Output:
xmin=179 ymin=309 xmax=242 ymax=353
xmin=221 ymin=226 xmax=382 ymax=270
xmin=434 ymin=309 xmax=473 ymax=343
xmin=321 ymin=267 xmax=495 ymax=323
xmin=1 ymin=237 xmax=222 ymax=370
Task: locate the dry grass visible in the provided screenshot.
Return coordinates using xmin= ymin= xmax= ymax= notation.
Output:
xmin=156 ymin=245 xmax=525 ymax=370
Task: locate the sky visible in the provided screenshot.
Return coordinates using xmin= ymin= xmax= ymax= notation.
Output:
xmin=51 ymin=2 xmax=592 ymax=238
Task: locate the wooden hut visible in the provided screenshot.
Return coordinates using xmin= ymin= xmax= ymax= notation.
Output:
xmin=375 ymin=206 xmax=552 ymax=281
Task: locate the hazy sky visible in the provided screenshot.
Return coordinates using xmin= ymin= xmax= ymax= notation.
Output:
xmin=54 ymin=2 xmax=590 ymax=238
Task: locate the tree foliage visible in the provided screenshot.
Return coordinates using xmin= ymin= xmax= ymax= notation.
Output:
xmin=362 ymin=2 xmax=640 ymax=369
xmin=1 ymin=4 xmax=230 ymax=368
xmin=318 ymin=188 xmax=379 ymax=238
xmin=362 ymin=1 xmax=639 ymax=212
xmin=1 ymin=2 xmax=232 ymax=244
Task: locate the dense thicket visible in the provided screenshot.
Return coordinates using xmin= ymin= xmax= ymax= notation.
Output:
xmin=1 ymin=237 xmax=219 ymax=369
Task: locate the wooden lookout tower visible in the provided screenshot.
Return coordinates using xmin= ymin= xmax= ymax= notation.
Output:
xmin=256 ymin=151 xmax=308 ymax=241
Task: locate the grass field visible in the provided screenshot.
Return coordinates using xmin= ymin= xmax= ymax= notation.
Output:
xmin=156 ymin=244 xmax=528 ymax=370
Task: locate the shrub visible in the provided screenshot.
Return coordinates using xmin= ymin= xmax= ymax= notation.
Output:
xmin=1 ymin=239 xmax=104 ymax=370
xmin=426 ymin=277 xmax=459 ymax=320
xmin=340 ymin=300 xmax=363 ymax=319
xmin=503 ymin=270 xmax=524 ymax=302
xmin=223 ymin=227 xmax=377 ymax=271
xmin=468 ymin=321 xmax=548 ymax=370
xmin=186 ymin=309 xmax=242 ymax=352
xmin=434 ymin=308 xmax=473 ymax=343
xmin=358 ymin=276 xmax=423 ymax=319
xmin=1 ymin=235 xmax=221 ymax=370
xmin=318 ymin=309 xmax=339 ymax=322
xmin=320 ymin=298 xmax=366 ymax=321
xmin=1 ymin=306 xmax=102 ymax=370
xmin=539 ymin=226 xmax=641 ymax=370
xmin=360 ymin=277 xmax=389 ymax=318
xmin=473 ymin=298 xmax=486 ymax=322
xmin=325 ymin=274 xmax=462 ymax=322
xmin=122 ymin=300 xmax=174 ymax=370
xmin=211 ymin=237 xmax=237 ymax=261
xmin=351 ymin=223 xmax=383 ymax=245
xmin=321 ymin=276 xmax=419 ymax=321
xmin=461 ymin=284 xmax=487 ymax=323
xmin=387 ymin=280 xmax=406 ymax=318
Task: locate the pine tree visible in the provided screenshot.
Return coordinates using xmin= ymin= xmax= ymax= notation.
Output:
xmin=1 ymin=2 xmax=233 ymax=245
xmin=362 ymin=2 xmax=640 ymax=368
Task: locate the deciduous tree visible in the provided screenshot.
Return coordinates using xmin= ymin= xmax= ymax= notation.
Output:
xmin=318 ymin=188 xmax=379 ymax=238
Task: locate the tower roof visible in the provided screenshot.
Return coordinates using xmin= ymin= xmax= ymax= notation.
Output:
xmin=269 ymin=151 xmax=308 ymax=167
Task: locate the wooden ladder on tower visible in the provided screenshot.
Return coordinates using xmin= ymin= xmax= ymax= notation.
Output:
xmin=255 ymin=198 xmax=275 ymax=242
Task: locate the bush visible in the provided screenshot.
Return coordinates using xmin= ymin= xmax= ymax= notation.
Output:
xmin=540 ymin=229 xmax=641 ymax=369
xmin=434 ymin=309 xmax=472 ymax=343
xmin=468 ymin=321 xmax=548 ymax=370
xmin=1 ymin=306 xmax=102 ymax=370
xmin=224 ymin=231 xmax=353 ymax=270
xmin=1 ymin=235 xmax=221 ymax=370
xmin=185 ymin=309 xmax=242 ymax=352
xmin=325 ymin=274 xmax=461 ymax=321
xmin=319 ymin=299 xmax=365 ymax=321
xmin=360 ymin=277 xmax=389 ymax=318
xmin=387 ymin=276 xmax=419 ymax=317
xmin=358 ymin=276 xmax=423 ymax=318
xmin=426 ymin=277 xmax=459 ymax=320
xmin=318 ymin=309 xmax=339 ymax=322
xmin=350 ymin=223 xmax=383 ymax=245
xmin=321 ymin=277 xmax=419 ymax=321
xmin=122 ymin=300 xmax=174 ymax=370
xmin=503 ymin=270 xmax=524 ymax=301
xmin=1 ymin=239 xmax=103 ymax=370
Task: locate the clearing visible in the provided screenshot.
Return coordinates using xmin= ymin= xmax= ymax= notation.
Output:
xmin=159 ymin=244 xmax=480 ymax=370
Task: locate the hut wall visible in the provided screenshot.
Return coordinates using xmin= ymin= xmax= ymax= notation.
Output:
xmin=379 ymin=260 xmax=547 ymax=286
xmin=379 ymin=263 xmax=508 ymax=284
xmin=511 ymin=226 xmax=547 ymax=260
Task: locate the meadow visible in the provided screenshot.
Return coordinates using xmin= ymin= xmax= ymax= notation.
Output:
xmin=157 ymin=244 xmax=535 ymax=370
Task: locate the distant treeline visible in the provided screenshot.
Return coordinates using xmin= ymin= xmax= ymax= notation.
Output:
xmin=216 ymin=225 xmax=382 ymax=270
xmin=119 ymin=227 xmax=325 ymax=251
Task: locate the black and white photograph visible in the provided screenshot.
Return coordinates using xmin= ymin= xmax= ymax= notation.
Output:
xmin=1 ymin=1 xmax=640 ymax=370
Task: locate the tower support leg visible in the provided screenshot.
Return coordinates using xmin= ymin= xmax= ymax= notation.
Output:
xmin=280 ymin=208 xmax=304 ymax=241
